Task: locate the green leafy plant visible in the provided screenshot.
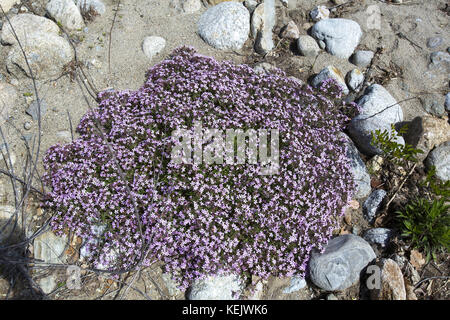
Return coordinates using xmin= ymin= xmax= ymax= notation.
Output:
xmin=370 ymin=124 xmax=423 ymax=166
xmin=372 ymin=126 xmax=449 ymax=261
xmin=421 ymin=166 xmax=450 ymax=198
xmin=396 ymin=197 xmax=449 ymax=261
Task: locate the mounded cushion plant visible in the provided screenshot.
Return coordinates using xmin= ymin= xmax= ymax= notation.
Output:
xmin=43 ymin=47 xmax=357 ymax=288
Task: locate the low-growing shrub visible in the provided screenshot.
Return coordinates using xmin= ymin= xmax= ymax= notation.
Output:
xmin=370 ymin=124 xmax=423 ymax=166
xmin=43 ymin=47 xmax=357 ymax=288
xmin=397 ymin=197 xmax=449 ymax=261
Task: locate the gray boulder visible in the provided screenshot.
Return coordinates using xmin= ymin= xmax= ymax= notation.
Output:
xmin=309 ymin=234 xmax=376 ymax=291
xmin=363 ymin=189 xmax=387 ymax=224
xmin=1 ymin=14 xmax=60 ymax=45
xmin=33 ymin=231 xmax=68 ymax=264
xmin=46 ymin=0 xmax=85 ymax=31
xmin=429 ymin=51 xmax=450 ymax=71
xmin=351 ymin=50 xmax=374 ymax=68
xmin=363 ymin=228 xmax=394 ymax=247
xmin=348 ymin=84 xmax=404 ymax=156
xmin=39 ymin=275 xmax=57 ymax=294
xmin=142 ymin=36 xmax=166 ymax=60
xmin=425 ymin=141 xmax=450 ymax=181
xmin=197 ymin=2 xmax=250 ymax=51
xmin=252 ymin=0 xmax=276 ymax=55
xmin=420 ymin=94 xmax=446 ymax=117
xmin=282 ymin=276 xmax=307 ymax=294
xmin=297 ymin=35 xmax=320 ymax=57
xmin=6 ymin=32 xmax=74 ymax=80
xmin=1 ymin=0 xmax=20 ymax=13
xmin=311 ymin=66 xmax=349 ymax=95
xmin=341 ymin=133 xmax=371 ymax=199
xmin=346 ymin=69 xmax=364 ymax=92
xmin=311 ymin=18 xmax=362 ymax=59
xmin=426 ymin=37 xmax=443 ymax=49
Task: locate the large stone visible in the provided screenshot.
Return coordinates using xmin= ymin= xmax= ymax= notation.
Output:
xmin=429 ymin=51 xmax=450 ymax=72
xmin=187 ymin=273 xmax=244 ymax=300
xmin=370 ymin=259 xmax=406 ymax=300
xmin=142 ymin=36 xmax=166 ymax=60
xmin=311 ymin=66 xmax=349 ymax=95
xmin=197 ymin=1 xmax=250 ymax=51
xmin=310 ymin=5 xmax=330 ymax=22
xmin=348 ymin=84 xmax=404 ymax=156
xmin=402 ymin=116 xmax=450 ymax=162
xmin=46 ymin=0 xmax=85 ymax=31
xmin=0 ymin=82 xmax=18 ymax=125
xmin=282 ymin=276 xmax=307 ymax=294
xmin=33 ymin=231 xmax=68 ymax=264
xmin=6 ymin=32 xmax=74 ymax=80
xmin=425 ymin=141 xmax=450 ymax=181
xmin=297 ymin=35 xmax=320 ymax=57
xmin=346 ymin=69 xmax=364 ymax=92
xmin=311 ymin=18 xmax=362 ymax=59
xmin=363 ymin=228 xmax=394 ymax=247
xmin=426 ymin=37 xmax=443 ymax=49
xmin=252 ymin=0 xmax=275 ymax=55
xmin=39 ymin=275 xmax=57 ymax=294
xmin=363 ymin=189 xmax=387 ymax=224
xmin=280 ymin=21 xmax=299 ymax=40
xmin=420 ymin=94 xmax=446 ymax=117
xmin=309 ymin=234 xmax=376 ymax=291
xmin=0 ymin=0 xmax=20 ymax=13
xmin=341 ymin=133 xmax=371 ymax=199
xmin=250 ymin=2 xmax=263 ymax=38
xmin=1 ymin=14 xmax=60 ymax=45
xmin=243 ymin=0 xmax=258 ymax=13
xmin=351 ymin=50 xmax=374 ymax=68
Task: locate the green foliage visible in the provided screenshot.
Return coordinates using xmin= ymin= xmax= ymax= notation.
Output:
xmin=422 ymin=166 xmax=450 ymax=198
xmin=370 ymin=124 xmax=423 ymax=165
xmin=396 ymin=197 xmax=449 ymax=261
xmin=372 ymin=126 xmax=449 ymax=261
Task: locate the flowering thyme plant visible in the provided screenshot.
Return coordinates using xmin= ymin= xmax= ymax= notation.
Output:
xmin=43 ymin=47 xmax=357 ymax=288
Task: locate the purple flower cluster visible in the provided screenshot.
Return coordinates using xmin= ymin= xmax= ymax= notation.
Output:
xmin=43 ymin=47 xmax=356 ymax=288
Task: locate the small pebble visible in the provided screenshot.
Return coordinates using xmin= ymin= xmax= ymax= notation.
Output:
xmin=427 ymin=37 xmax=443 ymax=49
xmin=142 ymin=36 xmax=166 ymax=60
xmin=310 ymin=5 xmax=330 ymax=22
xmin=24 ymin=122 xmax=31 ymax=130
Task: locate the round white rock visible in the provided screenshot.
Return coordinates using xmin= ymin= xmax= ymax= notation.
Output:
xmin=142 ymin=36 xmax=166 ymax=60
